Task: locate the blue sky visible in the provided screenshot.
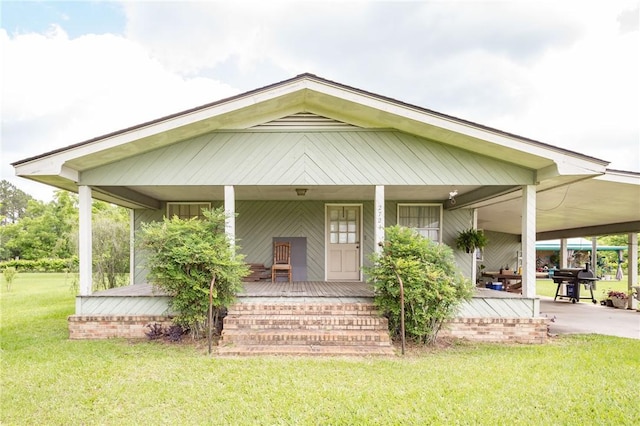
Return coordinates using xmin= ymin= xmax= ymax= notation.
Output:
xmin=1 ymin=1 xmax=639 ymax=200
xmin=2 ymin=1 xmax=125 ymax=37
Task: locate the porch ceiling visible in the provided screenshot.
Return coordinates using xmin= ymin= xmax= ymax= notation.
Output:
xmin=101 ymin=171 xmax=640 ymax=239
xmin=117 ymin=184 xmax=483 ymax=202
xmin=477 ymin=171 xmax=640 ymax=237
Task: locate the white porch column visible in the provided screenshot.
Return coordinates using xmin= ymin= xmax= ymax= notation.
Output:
xmin=374 ymin=185 xmax=385 ymax=254
xmin=628 ymin=233 xmax=638 ymax=309
xmin=472 ymin=208 xmax=479 ymax=285
xmin=560 ymin=238 xmax=568 ymax=268
xmin=129 ymin=209 xmax=135 ymax=286
xmin=78 ymin=185 xmax=92 ymax=296
xmin=224 ymin=185 xmax=235 ymax=249
xmin=521 ymin=185 xmax=536 ymax=299
xmin=591 ymin=237 xmax=598 ymax=272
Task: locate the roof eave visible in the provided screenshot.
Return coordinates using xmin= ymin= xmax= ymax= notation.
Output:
xmin=12 ymin=73 xmax=610 ymax=182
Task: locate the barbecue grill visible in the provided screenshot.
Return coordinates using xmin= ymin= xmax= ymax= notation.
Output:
xmin=552 ymin=264 xmax=597 ymax=304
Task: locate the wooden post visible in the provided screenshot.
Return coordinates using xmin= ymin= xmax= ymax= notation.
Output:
xmin=471 ymin=209 xmax=478 ymax=285
xmin=560 ymin=238 xmax=568 ymax=268
xmin=374 ymin=185 xmax=385 ymax=255
xmin=591 ymin=237 xmax=598 ymax=273
xmin=129 ymin=209 xmax=135 ymax=286
xmin=628 ymin=233 xmax=638 ymax=309
xmin=208 ymin=276 xmax=216 ymax=356
xmin=224 ymin=185 xmax=235 ymax=249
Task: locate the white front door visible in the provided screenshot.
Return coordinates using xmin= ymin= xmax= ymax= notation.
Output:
xmin=326 ymin=205 xmax=361 ymax=281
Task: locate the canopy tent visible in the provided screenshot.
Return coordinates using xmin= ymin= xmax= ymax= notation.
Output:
xmin=536 ymin=238 xmax=626 ymax=252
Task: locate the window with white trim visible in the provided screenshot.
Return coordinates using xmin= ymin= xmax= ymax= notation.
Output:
xmin=397 ymin=203 xmax=442 ymax=242
xmin=166 ymin=202 xmax=211 ymax=220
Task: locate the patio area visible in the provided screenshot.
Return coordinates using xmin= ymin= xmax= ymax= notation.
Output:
xmin=540 ymin=296 xmax=639 ymax=339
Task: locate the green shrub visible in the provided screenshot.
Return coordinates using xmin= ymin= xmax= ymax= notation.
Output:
xmin=365 ymin=225 xmax=473 ymax=345
xmin=0 ymin=257 xmax=78 ymax=272
xmin=3 ymin=267 xmax=18 ymax=291
xmin=137 ymin=208 xmax=249 ymax=338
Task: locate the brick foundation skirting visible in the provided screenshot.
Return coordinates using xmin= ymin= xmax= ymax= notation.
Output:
xmin=68 ymin=315 xmax=549 ymax=343
xmin=68 ymin=315 xmax=174 ymax=340
xmin=439 ymin=317 xmax=550 ymax=344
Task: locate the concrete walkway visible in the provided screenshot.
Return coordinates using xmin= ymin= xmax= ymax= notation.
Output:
xmin=539 ymin=296 xmax=639 ymax=339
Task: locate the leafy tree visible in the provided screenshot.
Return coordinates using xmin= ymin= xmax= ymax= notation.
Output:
xmin=0 ymin=188 xmax=132 ymax=288
xmin=91 ymin=204 xmax=130 ymax=290
xmin=1 ymin=191 xmax=77 ymax=260
xmin=0 ymin=180 xmax=33 ymax=225
xmin=138 ymin=208 xmax=249 ymax=338
xmin=365 ymin=225 xmax=473 ymax=345
xmin=598 ymin=234 xmax=640 ymax=275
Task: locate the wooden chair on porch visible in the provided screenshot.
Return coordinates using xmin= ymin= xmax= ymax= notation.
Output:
xmin=271 ymin=242 xmax=292 ymax=282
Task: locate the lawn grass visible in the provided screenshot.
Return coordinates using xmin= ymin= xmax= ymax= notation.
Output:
xmin=536 ymin=278 xmax=631 ymax=301
xmin=2 ymin=273 xmax=639 ymax=425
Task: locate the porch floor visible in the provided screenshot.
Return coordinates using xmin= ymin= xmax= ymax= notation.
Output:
xmin=238 ymin=281 xmax=373 ymax=298
xmin=89 ymin=281 xmax=523 ymax=300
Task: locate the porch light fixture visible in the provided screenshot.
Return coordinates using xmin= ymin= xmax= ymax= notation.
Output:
xmin=295 ymin=188 xmax=308 ymax=196
xmin=449 ymin=189 xmax=458 ymax=205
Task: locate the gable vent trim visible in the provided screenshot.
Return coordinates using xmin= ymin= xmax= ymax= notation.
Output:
xmin=252 ymin=113 xmax=358 ymax=129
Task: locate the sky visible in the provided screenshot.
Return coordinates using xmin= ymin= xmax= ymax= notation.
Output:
xmin=1 ymin=0 xmax=639 ymax=201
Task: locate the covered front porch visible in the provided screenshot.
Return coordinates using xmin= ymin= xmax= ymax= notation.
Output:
xmin=74 ymin=281 xmax=539 ymax=317
xmin=70 ymin=281 xmax=548 ymax=345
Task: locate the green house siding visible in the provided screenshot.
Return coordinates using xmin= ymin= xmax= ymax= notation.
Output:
xmin=235 ymin=200 xmax=327 ymax=281
xmin=482 ymin=230 xmax=522 ymax=272
xmin=80 ymin=130 xmax=535 ymax=186
xmin=133 ymin=199 xmax=475 ymax=284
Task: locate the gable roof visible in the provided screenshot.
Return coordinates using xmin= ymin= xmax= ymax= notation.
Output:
xmin=12 ymin=73 xmax=639 ymax=237
xmin=13 ymin=73 xmax=607 ymax=174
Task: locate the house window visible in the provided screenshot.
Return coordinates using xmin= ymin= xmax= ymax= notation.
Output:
xmin=166 ymin=202 xmax=211 ymax=220
xmin=397 ymin=203 xmax=442 ymax=242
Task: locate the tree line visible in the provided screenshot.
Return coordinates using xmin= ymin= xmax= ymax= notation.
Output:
xmin=0 ymin=180 xmax=129 ymax=289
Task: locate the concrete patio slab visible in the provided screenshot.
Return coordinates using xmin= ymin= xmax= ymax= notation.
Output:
xmin=539 ymin=296 xmax=639 ymax=339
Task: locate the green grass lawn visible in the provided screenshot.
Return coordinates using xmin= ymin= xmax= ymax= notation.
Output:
xmin=2 ymin=274 xmax=639 ymax=425
xmin=536 ymin=278 xmax=631 ymax=301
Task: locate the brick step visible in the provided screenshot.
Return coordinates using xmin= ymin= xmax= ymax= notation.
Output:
xmin=220 ymin=329 xmax=391 ymax=346
xmin=217 ymin=344 xmax=395 ymax=357
xmin=223 ymin=314 xmax=388 ymax=330
xmin=227 ymin=302 xmax=379 ymax=316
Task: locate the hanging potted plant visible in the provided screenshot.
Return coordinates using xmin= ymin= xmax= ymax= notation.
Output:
xmin=455 ymin=228 xmax=488 ymax=253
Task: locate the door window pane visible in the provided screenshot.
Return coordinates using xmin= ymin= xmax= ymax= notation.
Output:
xmin=329 ymin=206 xmax=359 ymax=245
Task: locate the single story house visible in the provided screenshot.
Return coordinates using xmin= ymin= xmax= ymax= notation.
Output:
xmin=12 ymin=74 xmax=640 ymax=349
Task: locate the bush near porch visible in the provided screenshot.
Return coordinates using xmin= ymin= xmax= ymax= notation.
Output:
xmin=137 ymin=208 xmax=249 ymax=338
xmin=2 ymin=273 xmax=639 ymax=425
xmin=365 ymin=225 xmax=474 ymax=345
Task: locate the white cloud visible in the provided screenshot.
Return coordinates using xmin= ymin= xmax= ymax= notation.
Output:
xmin=1 ymin=0 xmax=638 ymax=200
xmin=485 ymin=2 xmax=639 ymax=169
xmin=1 ymin=25 xmax=238 ymax=199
